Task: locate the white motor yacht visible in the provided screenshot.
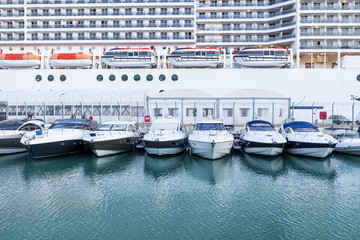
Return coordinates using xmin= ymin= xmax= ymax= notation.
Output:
xmin=21 ymin=118 xmax=96 ymax=159
xmin=281 ymin=121 xmax=337 ymax=158
xmin=233 ymin=47 xmax=291 ymax=68
xmin=188 ymin=119 xmax=234 ymax=160
xmin=239 ymin=120 xmax=287 ymax=156
xmin=101 ymin=48 xmax=157 ymax=69
xmin=334 ymin=128 xmax=360 ymax=155
xmin=143 ymin=118 xmax=187 ymax=156
xmin=168 ymin=48 xmax=223 ymax=68
xmin=83 ymin=121 xmax=142 ymax=157
xmin=0 ymin=120 xmax=44 ymax=154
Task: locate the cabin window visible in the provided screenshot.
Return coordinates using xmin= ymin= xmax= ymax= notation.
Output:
xmin=19 ymin=124 xmax=42 ymax=131
xmin=121 ymin=74 xmax=128 ymax=81
xmin=239 ymin=108 xmax=250 ymax=117
xmin=264 ymin=51 xmax=269 ymax=55
xmin=270 ymin=51 xmax=274 ymax=55
xmin=171 ymin=74 xmax=178 ymax=81
xmin=109 ymin=74 xmax=116 ymax=81
xmin=134 ymin=74 xmax=141 ymax=81
xmin=128 ymin=52 xmax=134 ymax=57
xmin=146 ymin=74 xmax=153 ymax=81
xmin=159 ymin=74 xmax=166 ymax=81
xmin=97 ymin=74 xmax=103 ymax=81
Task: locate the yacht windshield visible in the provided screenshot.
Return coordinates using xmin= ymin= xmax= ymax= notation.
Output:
xmin=150 ymin=123 xmax=179 ymax=131
xmin=248 ymin=123 xmax=275 ymax=131
xmin=49 ymin=122 xmax=85 ymax=129
xmin=292 ymin=127 xmax=319 ymax=132
xmin=195 ymin=123 xmax=225 ymax=131
xmin=98 ymin=124 xmax=127 ymax=131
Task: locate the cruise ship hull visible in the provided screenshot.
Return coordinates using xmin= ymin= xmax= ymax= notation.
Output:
xmin=1 ymin=68 xmax=359 ymax=103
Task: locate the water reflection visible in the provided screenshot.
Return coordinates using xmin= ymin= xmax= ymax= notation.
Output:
xmin=0 ymin=152 xmax=28 ymax=168
xmin=185 ymin=155 xmax=231 ymax=184
xmin=285 ymin=153 xmax=336 ymax=179
xmin=84 ymin=152 xmax=136 ymax=176
xmin=22 ymin=152 xmax=89 ymax=181
xmin=144 ymin=153 xmax=184 ymax=179
xmin=333 ymin=152 xmax=360 ymax=168
xmin=240 ymin=152 xmax=285 ymax=177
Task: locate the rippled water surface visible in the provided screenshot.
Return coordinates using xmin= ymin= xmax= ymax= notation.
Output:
xmin=1 ymin=151 xmax=360 ymax=240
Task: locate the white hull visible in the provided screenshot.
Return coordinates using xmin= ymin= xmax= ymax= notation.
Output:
xmin=284 ymin=147 xmax=335 ymax=158
xmin=188 ymin=139 xmax=233 ymax=160
xmin=92 ymin=149 xmax=128 ymax=157
xmin=335 ymin=138 xmax=360 ymax=155
xmin=50 ymin=59 xmax=92 ymax=69
xmin=233 ymin=58 xmax=290 ymax=68
xmin=243 ymin=147 xmax=284 ymax=156
xmin=0 ymin=59 xmax=41 ymax=69
xmin=168 ymin=59 xmax=222 ymax=68
xmin=145 ymin=146 xmax=184 ymax=156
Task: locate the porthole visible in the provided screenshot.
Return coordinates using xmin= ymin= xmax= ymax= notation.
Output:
xmin=121 ymin=74 xmax=128 ymax=81
xmin=146 ymin=74 xmax=153 ymax=81
xmin=80 ymin=46 xmax=84 ymax=51
xmin=60 ymin=75 xmax=66 ymax=81
xmin=159 ymin=74 xmax=166 ymax=81
xmin=134 ymin=74 xmax=141 ymax=81
xmin=97 ymin=74 xmax=103 ymax=81
xmin=171 ymin=74 xmax=178 ymax=81
xmin=357 ymin=74 xmax=360 ymax=82
xmin=48 ymin=75 xmax=54 ymax=81
xmin=68 ymin=46 xmax=72 ymax=50
xmin=35 ymin=75 xmax=42 ymax=82
xmin=109 ymin=74 xmax=116 ymax=81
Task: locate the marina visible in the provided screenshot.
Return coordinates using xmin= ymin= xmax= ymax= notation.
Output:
xmin=1 ymin=151 xmax=360 ymax=239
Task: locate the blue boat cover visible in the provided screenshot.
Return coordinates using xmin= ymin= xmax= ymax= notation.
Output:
xmin=283 ymin=121 xmax=317 ymax=129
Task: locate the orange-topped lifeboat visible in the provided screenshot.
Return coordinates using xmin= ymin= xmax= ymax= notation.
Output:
xmin=0 ymin=52 xmax=41 ymax=69
xmin=49 ymin=51 xmax=92 ymax=69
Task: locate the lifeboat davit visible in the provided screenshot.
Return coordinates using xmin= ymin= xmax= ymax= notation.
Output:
xmin=49 ymin=52 xmax=92 ymax=69
xmin=0 ymin=52 xmax=41 ymax=69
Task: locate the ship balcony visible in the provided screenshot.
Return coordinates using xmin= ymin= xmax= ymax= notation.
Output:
xmin=21 ymin=36 xmax=195 ymax=41
xmin=197 ymin=0 xmax=295 ymax=9
xmin=27 ymin=0 xmax=193 ymax=4
xmin=300 ymin=5 xmax=360 ymax=11
xmin=300 ymin=19 xmax=360 ymax=24
xmin=196 ymin=9 xmax=295 ymax=21
xmin=300 ymin=31 xmax=360 ymax=37
xmin=2 ymin=0 xmax=25 ymax=4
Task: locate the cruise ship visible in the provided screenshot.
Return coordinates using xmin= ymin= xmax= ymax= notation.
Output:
xmin=1 ymin=0 xmax=360 ymax=125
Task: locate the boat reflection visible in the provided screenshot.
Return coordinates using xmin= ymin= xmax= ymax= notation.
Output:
xmin=22 ymin=152 xmax=90 ymax=181
xmin=240 ymin=152 xmax=285 ymax=177
xmin=285 ymin=153 xmax=336 ymax=179
xmin=144 ymin=153 xmax=184 ymax=179
xmin=84 ymin=152 xmax=137 ymax=176
xmin=0 ymin=152 xmax=28 ymax=168
xmin=185 ymin=154 xmax=231 ymax=184
xmin=332 ymin=152 xmax=360 ymax=168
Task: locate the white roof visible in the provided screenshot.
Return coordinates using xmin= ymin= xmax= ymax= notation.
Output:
xmin=148 ymin=89 xmax=214 ymax=98
xmin=223 ymin=89 xmax=287 ymax=98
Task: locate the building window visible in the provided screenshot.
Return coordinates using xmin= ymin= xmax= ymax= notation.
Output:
xmin=168 ymin=108 xmax=179 ymax=117
xmin=154 ymin=108 xmax=162 ymax=117
xmin=258 ymin=108 xmax=269 ymax=117
xmin=186 ymin=108 xmax=197 ymax=117
xmin=203 ymin=108 xmax=213 ymax=117
xmin=240 ymin=108 xmax=250 ymax=117
xmin=223 ymin=108 xmax=233 ymax=117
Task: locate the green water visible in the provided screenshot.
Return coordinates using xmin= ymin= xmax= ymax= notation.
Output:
xmin=0 ymin=151 xmax=360 ymax=240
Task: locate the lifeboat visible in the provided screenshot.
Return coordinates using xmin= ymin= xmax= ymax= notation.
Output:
xmin=168 ymin=48 xmax=223 ymax=68
xmin=0 ymin=52 xmax=41 ymax=69
xmin=101 ymin=48 xmax=157 ymax=68
xmin=49 ymin=52 xmax=92 ymax=69
xmin=233 ymin=47 xmax=291 ymax=68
